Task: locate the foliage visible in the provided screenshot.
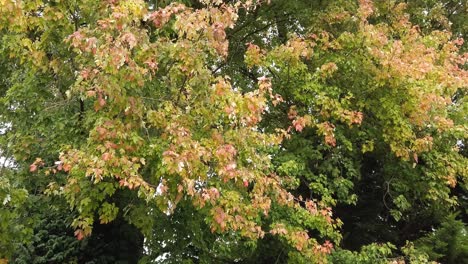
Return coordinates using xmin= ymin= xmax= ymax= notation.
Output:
xmin=414 ymin=214 xmax=468 ymax=264
xmin=0 ymin=0 xmax=466 ymax=263
xmin=0 ymin=173 xmax=31 ymax=260
xmin=328 ymin=243 xmax=396 ymax=264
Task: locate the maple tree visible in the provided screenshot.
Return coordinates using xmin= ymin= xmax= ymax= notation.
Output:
xmin=0 ymin=0 xmax=466 ymax=263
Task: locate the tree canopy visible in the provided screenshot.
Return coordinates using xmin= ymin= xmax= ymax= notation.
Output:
xmin=0 ymin=0 xmax=467 ymax=263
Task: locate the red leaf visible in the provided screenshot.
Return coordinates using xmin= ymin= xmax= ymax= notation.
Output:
xmin=29 ymin=164 xmax=37 ymax=172
xmin=74 ymin=229 xmax=84 ymax=240
xmin=102 ymin=152 xmax=111 ymax=161
xmin=293 ymin=117 xmax=306 ymax=132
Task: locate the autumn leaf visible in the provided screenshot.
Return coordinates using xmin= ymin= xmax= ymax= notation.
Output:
xmin=29 ymin=164 xmax=37 ymax=172
xmin=74 ymin=229 xmax=84 ymax=241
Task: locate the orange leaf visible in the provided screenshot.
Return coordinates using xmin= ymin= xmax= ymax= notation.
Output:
xmin=63 ymin=163 xmax=72 ymax=172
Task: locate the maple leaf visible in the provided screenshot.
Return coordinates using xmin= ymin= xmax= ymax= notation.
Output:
xmin=102 ymin=152 xmax=112 ymax=161
xmin=225 ymin=162 xmax=237 ymax=171
xmin=292 ymin=116 xmax=311 ymax=132
xmin=29 ymin=164 xmax=37 ymax=172
xmin=74 ymin=229 xmax=84 ymax=241
xmin=121 ymin=32 xmax=137 ymax=49
xmin=214 ymin=207 xmax=226 ymax=225
xmin=288 ymin=106 xmax=298 ymax=120
xmin=212 ymin=22 xmax=226 ymax=41
xmin=62 ymin=163 xmax=72 ymax=172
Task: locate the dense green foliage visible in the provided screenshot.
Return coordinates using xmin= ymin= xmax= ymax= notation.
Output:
xmin=0 ymin=0 xmax=467 ymax=263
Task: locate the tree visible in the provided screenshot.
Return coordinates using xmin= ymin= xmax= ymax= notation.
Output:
xmin=0 ymin=0 xmax=466 ymax=263
xmin=413 ymin=214 xmax=468 ymax=264
xmin=0 ymin=171 xmax=30 ymax=261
